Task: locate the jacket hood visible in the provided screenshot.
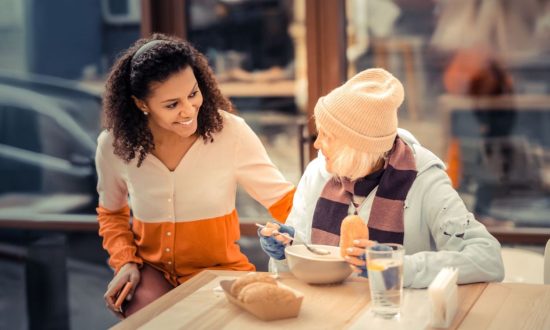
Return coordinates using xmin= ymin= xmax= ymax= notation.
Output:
xmin=398 ymin=128 xmax=446 ymax=175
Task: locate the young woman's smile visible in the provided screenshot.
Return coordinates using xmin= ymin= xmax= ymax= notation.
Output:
xmin=137 ymin=66 xmax=203 ymax=140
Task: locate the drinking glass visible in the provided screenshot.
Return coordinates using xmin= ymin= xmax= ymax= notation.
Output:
xmin=366 ymin=243 xmax=404 ymax=318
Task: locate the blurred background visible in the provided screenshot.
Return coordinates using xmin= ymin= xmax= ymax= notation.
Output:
xmin=1 ymin=0 xmax=549 ymax=328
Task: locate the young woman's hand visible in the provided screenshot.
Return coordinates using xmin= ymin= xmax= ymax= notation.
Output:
xmin=104 ymin=262 xmax=141 ymax=317
xmin=344 ymin=239 xmax=377 ymax=277
xmin=258 ymin=222 xmax=295 ymax=260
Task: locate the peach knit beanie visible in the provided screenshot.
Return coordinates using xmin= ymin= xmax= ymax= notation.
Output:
xmin=314 ymin=68 xmax=404 ymax=153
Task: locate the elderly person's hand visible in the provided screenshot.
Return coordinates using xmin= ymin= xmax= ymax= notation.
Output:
xmin=344 ymin=239 xmax=377 ymax=278
xmin=258 ymin=222 xmax=295 ymax=260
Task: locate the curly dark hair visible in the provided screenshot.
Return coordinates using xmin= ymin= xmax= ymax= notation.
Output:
xmin=103 ymin=33 xmax=233 ymax=166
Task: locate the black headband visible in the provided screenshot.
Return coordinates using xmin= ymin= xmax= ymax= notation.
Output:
xmin=131 ymin=40 xmax=165 ymax=64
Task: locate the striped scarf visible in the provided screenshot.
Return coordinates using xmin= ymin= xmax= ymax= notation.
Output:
xmin=311 ymin=137 xmax=417 ymax=245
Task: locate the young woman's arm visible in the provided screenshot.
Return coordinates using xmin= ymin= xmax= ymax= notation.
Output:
xmin=96 ymin=131 xmax=142 ymax=273
xmin=234 ymin=118 xmax=295 ymax=222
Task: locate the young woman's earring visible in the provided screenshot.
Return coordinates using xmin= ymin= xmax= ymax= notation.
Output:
xmin=143 ymin=111 xmax=149 ymax=116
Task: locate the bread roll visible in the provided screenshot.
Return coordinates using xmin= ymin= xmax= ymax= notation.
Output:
xmin=230 ymin=273 xmax=277 ymax=297
xmin=238 ymin=282 xmax=296 ymax=304
xmin=339 ymin=214 xmax=369 ymax=257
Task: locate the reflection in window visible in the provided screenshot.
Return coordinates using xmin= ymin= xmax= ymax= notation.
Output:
xmin=0 ymin=0 xmax=137 ymax=217
xmin=0 ymin=0 xmax=140 ymax=80
xmin=188 ymin=0 xmax=295 ymax=83
xmin=0 ymin=0 xmax=26 ymax=72
xmin=345 ymin=0 xmax=550 ymax=227
xmin=0 ymin=105 xmax=97 ymax=214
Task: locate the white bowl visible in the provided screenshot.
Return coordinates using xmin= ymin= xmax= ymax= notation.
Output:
xmin=285 ymin=244 xmax=352 ymax=284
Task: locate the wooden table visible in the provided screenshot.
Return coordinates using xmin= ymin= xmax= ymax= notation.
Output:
xmin=111 ymin=270 xmax=550 ymax=330
xmin=459 ymin=283 xmax=550 ymax=330
xmin=113 ymin=270 xmax=370 ymax=329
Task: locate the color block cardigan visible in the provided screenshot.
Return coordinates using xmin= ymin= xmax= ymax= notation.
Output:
xmin=96 ymin=111 xmax=295 ymax=285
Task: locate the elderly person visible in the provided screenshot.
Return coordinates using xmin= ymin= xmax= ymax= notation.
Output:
xmin=259 ymin=68 xmax=504 ymax=288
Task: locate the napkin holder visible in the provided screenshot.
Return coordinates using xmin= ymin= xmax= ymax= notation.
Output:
xmin=428 ymin=267 xmax=458 ymax=328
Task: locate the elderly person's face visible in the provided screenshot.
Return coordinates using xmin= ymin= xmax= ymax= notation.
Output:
xmin=314 ymin=125 xmax=387 ymax=180
xmin=314 ymin=128 xmax=337 ymax=173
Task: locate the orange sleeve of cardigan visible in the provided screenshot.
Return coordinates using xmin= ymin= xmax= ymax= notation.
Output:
xmin=97 ymin=205 xmax=143 ymax=273
xmin=267 ymin=187 xmax=296 ymax=223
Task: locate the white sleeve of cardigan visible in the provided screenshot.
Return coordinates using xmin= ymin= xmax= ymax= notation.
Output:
xmin=403 ymin=167 xmax=505 ymax=288
xmin=234 ymin=116 xmax=294 ymax=211
xmin=95 ymin=131 xmax=128 ymax=211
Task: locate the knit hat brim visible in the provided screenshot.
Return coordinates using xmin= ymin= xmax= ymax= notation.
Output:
xmin=315 ymin=97 xmax=397 ymax=153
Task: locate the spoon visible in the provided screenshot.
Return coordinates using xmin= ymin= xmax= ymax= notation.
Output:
xmin=255 ymin=223 xmax=331 ymax=256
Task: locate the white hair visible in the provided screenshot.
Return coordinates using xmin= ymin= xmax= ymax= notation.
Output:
xmin=316 ymin=121 xmax=388 ymax=181
xmin=330 ymin=143 xmax=387 ymax=181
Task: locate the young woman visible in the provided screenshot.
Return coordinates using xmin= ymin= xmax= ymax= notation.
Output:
xmin=96 ymin=34 xmax=295 ymax=317
xmin=259 ymin=68 xmax=504 ymax=288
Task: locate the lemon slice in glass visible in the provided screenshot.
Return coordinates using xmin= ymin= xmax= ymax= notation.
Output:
xmin=367 ymin=260 xmax=387 ymax=271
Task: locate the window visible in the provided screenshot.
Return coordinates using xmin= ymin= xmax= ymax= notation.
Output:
xmin=184 ymin=0 xmax=306 ymax=220
xmin=0 ymin=102 xmax=97 ymax=213
xmin=0 ymin=0 xmax=137 ymax=217
xmin=345 ymin=0 xmax=550 ymax=230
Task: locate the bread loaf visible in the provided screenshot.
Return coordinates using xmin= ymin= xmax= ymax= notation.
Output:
xmin=230 ymin=273 xmax=277 ymax=297
xmin=230 ymin=272 xmax=296 ymax=304
xmin=339 ymin=214 xmax=369 ymax=257
xmin=237 ymin=282 xmax=296 ymax=304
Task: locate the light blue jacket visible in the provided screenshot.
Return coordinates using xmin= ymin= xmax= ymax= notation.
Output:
xmin=273 ymin=129 xmax=505 ymax=288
